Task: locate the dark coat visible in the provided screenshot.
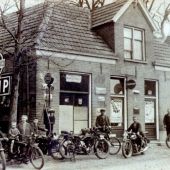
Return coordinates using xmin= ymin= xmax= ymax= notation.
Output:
xmin=95 ymin=115 xmax=110 ymax=127
xmin=163 ymin=114 xmax=170 ymax=128
xmin=127 ymin=122 xmax=142 ymax=134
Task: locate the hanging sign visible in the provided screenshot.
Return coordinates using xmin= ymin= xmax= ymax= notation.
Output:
xmin=126 ymin=79 xmax=136 ymax=89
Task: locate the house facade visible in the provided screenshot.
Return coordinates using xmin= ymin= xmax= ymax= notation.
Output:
xmin=0 ymin=0 xmax=170 ymax=140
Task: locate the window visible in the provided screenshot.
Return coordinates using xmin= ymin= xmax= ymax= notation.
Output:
xmin=124 ymin=27 xmax=145 ymax=60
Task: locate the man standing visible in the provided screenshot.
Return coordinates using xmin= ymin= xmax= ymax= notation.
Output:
xmin=17 ymin=115 xmax=32 ymax=137
xmin=163 ymin=109 xmax=170 ymax=136
xmin=95 ymin=109 xmax=110 ymax=129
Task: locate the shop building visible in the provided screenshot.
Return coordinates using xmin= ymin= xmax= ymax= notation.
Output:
xmin=0 ymin=0 xmax=170 ymax=140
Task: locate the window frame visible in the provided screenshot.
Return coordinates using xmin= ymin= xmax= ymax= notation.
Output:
xmin=124 ymin=26 xmax=145 ymax=61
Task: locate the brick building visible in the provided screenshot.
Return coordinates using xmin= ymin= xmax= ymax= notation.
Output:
xmin=0 ymin=0 xmax=170 ymax=140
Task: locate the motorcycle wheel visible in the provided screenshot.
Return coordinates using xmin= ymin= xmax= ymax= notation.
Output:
xmin=0 ymin=151 xmax=6 ymax=170
xmin=166 ymin=134 xmax=170 ymax=148
xmin=109 ymin=137 xmax=121 ymax=155
xmin=51 ymin=143 xmax=64 ymax=160
xmin=30 ymin=146 xmax=44 ymax=169
xmin=95 ymin=139 xmax=109 ymax=159
xmin=59 ymin=139 xmax=75 ymax=159
xmin=122 ymin=140 xmax=133 ymax=158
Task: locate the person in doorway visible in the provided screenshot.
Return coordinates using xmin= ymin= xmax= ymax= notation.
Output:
xmin=48 ymin=109 xmax=55 ymax=134
xmin=127 ymin=116 xmax=144 ymax=149
xmin=163 ymin=109 xmax=170 ymax=136
xmin=31 ymin=118 xmax=47 ymax=135
xmin=95 ymin=109 xmax=110 ymax=131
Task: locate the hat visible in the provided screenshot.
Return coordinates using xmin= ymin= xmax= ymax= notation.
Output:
xmin=100 ymin=109 xmax=106 ymax=112
xmin=48 ymin=108 xmax=55 ymax=113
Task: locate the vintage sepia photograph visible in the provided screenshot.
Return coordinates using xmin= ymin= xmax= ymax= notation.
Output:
xmin=0 ymin=0 xmax=170 ymax=169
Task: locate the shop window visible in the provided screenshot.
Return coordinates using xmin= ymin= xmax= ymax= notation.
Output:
xmin=124 ymin=27 xmax=145 ymax=61
xmin=60 ymin=73 xmax=89 ymax=92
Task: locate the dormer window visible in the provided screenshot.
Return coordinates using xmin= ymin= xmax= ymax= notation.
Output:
xmin=124 ymin=27 xmax=145 ymax=61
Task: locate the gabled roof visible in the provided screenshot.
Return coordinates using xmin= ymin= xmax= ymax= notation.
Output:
xmin=0 ymin=2 xmax=115 ymax=59
xmin=91 ymin=0 xmax=158 ymax=31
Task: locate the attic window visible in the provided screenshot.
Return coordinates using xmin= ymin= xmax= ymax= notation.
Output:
xmin=124 ymin=27 xmax=145 ymax=61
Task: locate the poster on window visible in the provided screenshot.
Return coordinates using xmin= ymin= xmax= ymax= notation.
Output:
xmin=110 ymin=98 xmax=123 ymax=123
xmin=145 ymin=100 xmax=155 ymax=123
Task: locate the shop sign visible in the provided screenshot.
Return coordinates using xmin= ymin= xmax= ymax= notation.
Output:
xmin=44 ymin=73 xmax=54 ymax=85
xmin=145 ymin=100 xmax=155 ymax=123
xmin=95 ymin=87 xmax=106 ymax=94
xmin=0 ymin=76 xmax=11 ymax=96
xmin=66 ymin=74 xmax=82 ymax=83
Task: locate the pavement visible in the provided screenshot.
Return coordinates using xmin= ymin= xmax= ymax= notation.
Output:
xmin=6 ymin=141 xmax=170 ymax=170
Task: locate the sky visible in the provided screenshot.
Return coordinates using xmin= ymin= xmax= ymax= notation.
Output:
xmin=1 ymin=0 xmax=170 ymax=36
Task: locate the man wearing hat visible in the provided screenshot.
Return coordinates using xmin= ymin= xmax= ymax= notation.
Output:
xmin=95 ymin=109 xmax=110 ymax=130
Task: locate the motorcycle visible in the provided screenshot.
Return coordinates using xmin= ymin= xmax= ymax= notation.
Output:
xmin=122 ymin=131 xmax=149 ymax=158
xmin=59 ymin=127 xmax=110 ymax=160
xmin=35 ymin=132 xmax=66 ymax=160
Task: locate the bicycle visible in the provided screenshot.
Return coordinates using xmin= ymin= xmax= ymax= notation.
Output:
xmin=0 ymin=138 xmax=6 ymax=170
xmin=96 ymin=126 xmax=121 ymax=155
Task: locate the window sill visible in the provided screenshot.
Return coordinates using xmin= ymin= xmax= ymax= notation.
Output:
xmin=124 ymin=59 xmax=147 ymax=64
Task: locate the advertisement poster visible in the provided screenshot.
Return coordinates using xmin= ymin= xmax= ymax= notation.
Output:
xmin=145 ymin=100 xmax=155 ymax=123
xmin=110 ymin=98 xmax=123 ymax=123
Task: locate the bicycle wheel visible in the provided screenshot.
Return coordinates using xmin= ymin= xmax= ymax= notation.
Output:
xmin=109 ymin=137 xmax=121 ymax=155
xmin=166 ymin=134 xmax=170 ymax=148
xmin=0 ymin=151 xmax=6 ymax=170
xmin=30 ymin=146 xmax=44 ymax=169
xmin=95 ymin=139 xmax=110 ymax=159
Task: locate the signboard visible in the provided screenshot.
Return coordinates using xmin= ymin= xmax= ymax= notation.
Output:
xmin=95 ymin=87 xmax=107 ymax=94
xmin=126 ymin=79 xmax=136 ymax=89
xmin=66 ymin=74 xmax=82 ymax=83
xmin=0 ymin=76 xmax=11 ymax=96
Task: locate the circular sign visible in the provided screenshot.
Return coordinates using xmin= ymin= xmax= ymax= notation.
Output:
xmin=126 ymin=79 xmax=136 ymax=89
xmin=44 ymin=73 xmax=54 ymax=85
xmin=0 ymin=53 xmax=5 ymax=74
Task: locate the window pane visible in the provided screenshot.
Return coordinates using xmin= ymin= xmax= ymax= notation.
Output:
xmin=145 ymin=81 xmax=156 ymax=96
xmin=124 ymin=28 xmax=132 ymax=38
xmin=134 ymin=40 xmax=142 ymax=60
xmin=134 ymin=30 xmax=142 ymax=40
xmin=124 ymin=38 xmax=132 ymax=50
xmin=124 ymin=51 xmax=131 ymax=59
xmin=110 ymin=78 xmax=124 ymax=95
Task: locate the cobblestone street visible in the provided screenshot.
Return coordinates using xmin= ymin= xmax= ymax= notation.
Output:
xmin=6 ymin=142 xmax=170 ymax=170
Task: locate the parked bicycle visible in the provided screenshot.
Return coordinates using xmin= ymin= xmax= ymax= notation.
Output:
xmin=59 ymin=127 xmax=110 ymax=160
xmin=97 ymin=126 xmax=121 ymax=155
xmin=2 ymin=134 xmax=44 ymax=169
xmin=0 ymin=138 xmax=7 ymax=170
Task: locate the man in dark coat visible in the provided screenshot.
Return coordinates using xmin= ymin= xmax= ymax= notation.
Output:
xmin=127 ymin=116 xmax=144 ymax=148
xmin=163 ymin=109 xmax=170 ymax=136
xmin=95 ymin=109 xmax=110 ymax=130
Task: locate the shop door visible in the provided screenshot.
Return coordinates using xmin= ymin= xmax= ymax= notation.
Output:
xmin=144 ymin=80 xmax=157 ymax=139
xmin=59 ymin=93 xmax=88 ymax=133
